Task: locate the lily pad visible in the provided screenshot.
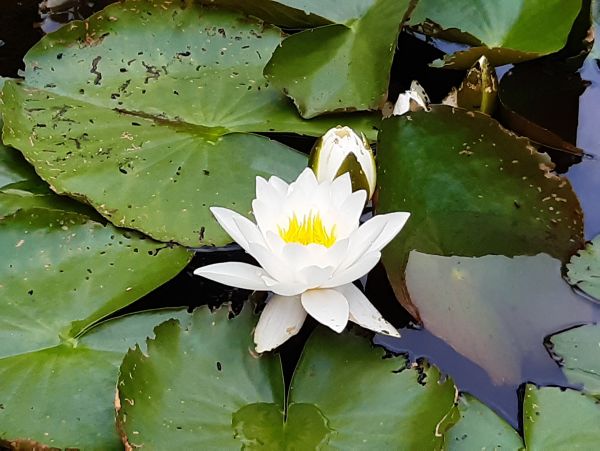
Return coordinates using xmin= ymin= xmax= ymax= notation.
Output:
xmin=199 ymin=0 xmax=376 ymax=28
xmin=567 ymin=235 xmax=600 ymax=300
xmin=404 ymin=252 xmax=599 ymax=385
xmin=264 ymin=0 xmax=413 ymax=118
xmin=116 ymin=306 xmax=458 ymax=449
xmin=409 ymin=0 xmax=582 ymax=69
xmin=549 ymin=324 xmax=600 ymax=395
xmin=523 ymin=385 xmax=600 ymax=449
xmin=376 ymin=106 xmax=583 ymax=316
xmin=0 ymin=192 xmax=191 ymax=448
xmin=0 ymin=309 xmax=191 ymax=450
xmin=1 ymin=0 xmax=377 ymax=247
xmin=444 ymin=394 xmax=523 ymax=450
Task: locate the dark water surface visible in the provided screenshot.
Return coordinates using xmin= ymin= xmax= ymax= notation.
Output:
xmin=1 ymin=0 xmax=599 ymax=434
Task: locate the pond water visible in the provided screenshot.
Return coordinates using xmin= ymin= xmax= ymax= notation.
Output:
xmin=1 ymin=0 xmax=598 ymax=435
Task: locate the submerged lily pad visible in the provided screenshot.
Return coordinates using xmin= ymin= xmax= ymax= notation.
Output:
xmin=444 ymin=394 xmax=523 ymax=450
xmin=1 ymin=0 xmax=377 ymax=247
xmin=523 ymin=385 xmax=600 ymax=449
xmin=566 ymin=235 xmax=600 ymax=300
xmin=264 ymin=0 xmax=413 ymax=118
xmin=116 ymin=306 xmax=458 ymax=449
xmin=376 ymin=106 xmax=583 ymax=316
xmin=404 ymin=252 xmax=599 ymax=385
xmin=549 ymin=324 xmax=600 ymax=395
xmin=409 ymin=0 xmax=582 ymax=69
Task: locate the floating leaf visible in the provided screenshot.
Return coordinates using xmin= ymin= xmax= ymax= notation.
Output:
xmin=264 ymin=0 xmax=413 ymax=118
xmin=567 ymin=234 xmax=600 ymax=300
xmin=0 ymin=198 xmax=191 ymax=448
xmin=404 ymin=252 xmax=599 ymax=384
xmin=1 ymin=0 xmax=377 ymax=247
xmin=444 ymin=394 xmax=523 ymax=450
xmin=0 ymin=309 xmax=190 ymax=450
xmin=116 ymin=306 xmax=458 ymax=449
xmin=199 ymin=0 xmax=376 ymax=28
xmin=409 ymin=0 xmax=582 ymax=69
xmin=550 ymin=324 xmax=600 ymax=395
xmin=376 ymin=106 xmax=583 ymax=315
xmin=523 ymin=385 xmax=600 ymax=449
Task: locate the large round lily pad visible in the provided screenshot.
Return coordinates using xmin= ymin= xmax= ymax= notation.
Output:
xmin=566 ymin=234 xmax=600 ymax=301
xmin=264 ymin=0 xmax=413 ymax=118
xmin=1 ymin=0 xmax=377 ymax=247
xmin=0 ymin=309 xmax=191 ymax=450
xmin=0 ymin=182 xmax=191 ymax=447
xmin=116 ymin=306 xmax=458 ymax=449
xmin=409 ymin=0 xmax=582 ymax=69
xmin=376 ymin=106 xmax=583 ymax=316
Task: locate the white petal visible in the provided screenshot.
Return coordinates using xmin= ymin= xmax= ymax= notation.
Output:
xmin=268 ymin=175 xmax=290 ymax=196
xmin=230 ymin=212 xmax=266 ymax=247
xmin=336 ymin=189 xmax=367 ymax=237
xmin=255 ymin=177 xmax=285 ymax=210
xmin=367 ymin=212 xmax=410 ymax=252
xmin=336 ymin=283 xmax=400 ymax=337
xmin=299 ymin=265 xmax=335 ymax=287
xmin=254 ymin=294 xmax=307 ymax=353
xmin=292 ymin=167 xmax=319 ymax=191
xmin=193 ymin=262 xmax=269 ymax=291
xmin=267 ymin=280 xmax=310 ymax=297
xmin=341 ymin=212 xmax=409 ymax=269
xmin=323 ymin=251 xmax=381 ymax=288
xmin=247 ymin=242 xmax=292 ymax=283
xmin=210 ymin=207 xmax=254 ymax=250
xmin=301 ymin=288 xmax=349 ymax=333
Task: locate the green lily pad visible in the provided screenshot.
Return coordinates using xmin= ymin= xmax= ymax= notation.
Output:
xmin=405 ymin=252 xmax=599 ymax=385
xmin=199 ymin=0 xmax=376 ymax=28
xmin=1 ymin=0 xmax=377 ymax=247
xmin=264 ymin=0 xmax=413 ymax=118
xmin=444 ymin=394 xmax=523 ymax=450
xmin=116 ymin=306 xmax=458 ymax=449
xmin=549 ymin=324 xmax=600 ymax=396
xmin=0 ymin=145 xmax=38 ymax=189
xmin=523 ymin=385 xmax=600 ymax=449
xmin=288 ymin=327 xmax=458 ymax=449
xmin=0 ymin=309 xmax=191 ymax=450
xmin=409 ymin=0 xmax=582 ymax=69
xmin=567 ymin=235 xmax=600 ymax=301
xmin=376 ymin=106 xmax=583 ymax=316
xmin=0 ymin=187 xmax=191 ymax=448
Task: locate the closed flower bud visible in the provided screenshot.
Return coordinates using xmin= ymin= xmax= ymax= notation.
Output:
xmin=309 ymin=126 xmax=376 ymax=200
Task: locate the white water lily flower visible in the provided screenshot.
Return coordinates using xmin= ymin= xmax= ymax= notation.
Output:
xmin=309 ymin=126 xmax=377 ymax=200
xmin=194 ymin=168 xmax=409 ymax=352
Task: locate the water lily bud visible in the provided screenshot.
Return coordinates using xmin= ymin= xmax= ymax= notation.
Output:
xmin=392 ymin=80 xmax=430 ymax=116
xmin=443 ymin=55 xmax=498 ymax=114
xmin=309 ymin=126 xmax=376 ymax=200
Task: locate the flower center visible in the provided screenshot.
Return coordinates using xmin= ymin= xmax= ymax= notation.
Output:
xmin=278 ymin=212 xmax=337 ymax=247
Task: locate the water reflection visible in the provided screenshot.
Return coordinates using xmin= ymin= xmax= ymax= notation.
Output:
xmin=372 ymin=252 xmax=600 ymax=428
xmin=571 ymin=58 xmax=600 ymax=239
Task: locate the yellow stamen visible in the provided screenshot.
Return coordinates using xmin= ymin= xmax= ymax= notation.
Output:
xmin=278 ymin=212 xmax=337 ymax=247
